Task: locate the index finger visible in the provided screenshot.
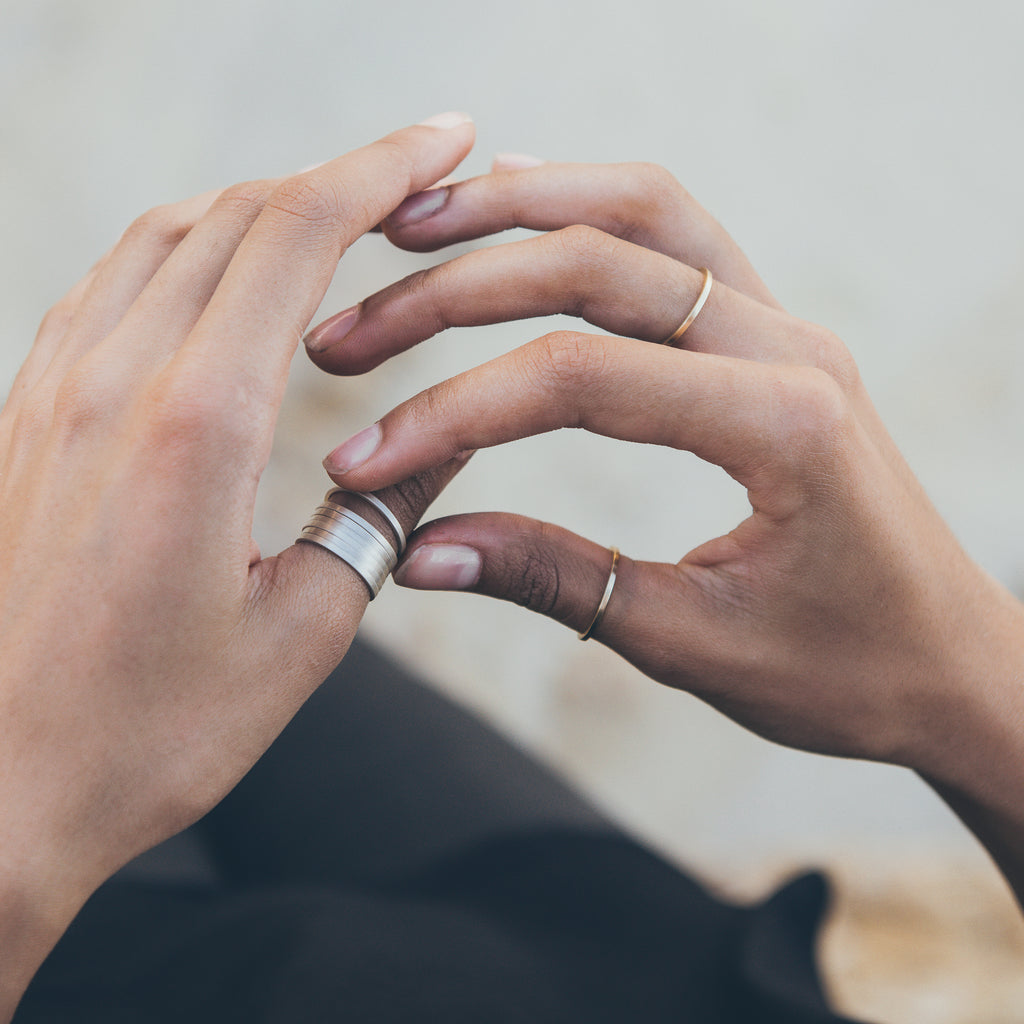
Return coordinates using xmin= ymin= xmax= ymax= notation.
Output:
xmin=180 ymin=113 xmax=475 ymax=405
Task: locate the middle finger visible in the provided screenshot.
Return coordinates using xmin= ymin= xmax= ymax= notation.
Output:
xmin=381 ymin=160 xmax=781 ymax=309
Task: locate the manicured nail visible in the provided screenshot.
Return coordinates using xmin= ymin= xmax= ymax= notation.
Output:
xmin=418 ymin=111 xmax=473 ymax=129
xmin=394 ymin=544 xmax=482 ymax=590
xmin=304 ymin=305 xmax=359 ymax=353
xmin=387 ymin=187 xmax=450 ymax=228
xmin=324 ymin=422 xmax=382 ymax=475
xmin=492 ymin=152 xmax=545 ymax=170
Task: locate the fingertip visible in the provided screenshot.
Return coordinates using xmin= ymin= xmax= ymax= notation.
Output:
xmin=417 ymin=111 xmax=474 ymax=130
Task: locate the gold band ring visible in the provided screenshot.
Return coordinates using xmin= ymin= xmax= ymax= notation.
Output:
xmin=663 ymin=267 xmax=713 ymax=346
xmin=578 ymin=547 xmax=620 ymax=641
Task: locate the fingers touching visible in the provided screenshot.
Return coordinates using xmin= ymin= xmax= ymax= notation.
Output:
xmin=250 ymin=453 xmax=472 ymax=681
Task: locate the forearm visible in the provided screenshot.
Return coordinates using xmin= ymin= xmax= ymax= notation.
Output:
xmin=908 ymin=577 xmax=1024 ymax=908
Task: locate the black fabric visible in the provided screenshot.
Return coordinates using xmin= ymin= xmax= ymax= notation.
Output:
xmin=17 ymin=640 xmax=869 ymax=1023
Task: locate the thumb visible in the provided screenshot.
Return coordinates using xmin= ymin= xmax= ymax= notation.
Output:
xmin=394 ymin=510 xmax=723 ymax=689
xmin=393 ymin=510 xmax=643 ymax=642
xmin=252 ymin=454 xmax=472 ymax=683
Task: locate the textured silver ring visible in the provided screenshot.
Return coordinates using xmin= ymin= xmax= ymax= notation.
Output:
xmin=309 ymin=505 xmax=396 ymax=561
xmin=331 ymin=488 xmax=407 ymax=555
xmin=297 ymin=491 xmax=399 ymax=599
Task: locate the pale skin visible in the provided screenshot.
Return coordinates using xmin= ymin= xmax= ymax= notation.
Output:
xmin=309 ymin=157 xmax=1024 ymax=908
xmin=0 ymin=113 xmax=476 ymax=1020
xmin=4 ymin=123 xmax=1023 ymax=1017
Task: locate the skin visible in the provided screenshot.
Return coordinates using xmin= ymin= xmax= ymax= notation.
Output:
xmin=311 ymin=158 xmax=1024 ymax=910
xmin=0 ymin=113 xmax=475 ymax=1020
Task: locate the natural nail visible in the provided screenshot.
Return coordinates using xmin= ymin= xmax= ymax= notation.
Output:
xmin=418 ymin=111 xmax=473 ymax=129
xmin=387 ymin=187 xmax=450 ymax=228
xmin=305 ymin=305 xmax=359 ymax=353
xmin=394 ymin=544 xmax=482 ymax=590
xmin=492 ymin=152 xmax=545 ymax=170
xmin=324 ymin=423 xmax=382 ymax=475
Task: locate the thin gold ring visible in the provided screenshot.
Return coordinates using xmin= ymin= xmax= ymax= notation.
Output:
xmin=663 ymin=267 xmax=713 ymax=347
xmin=578 ymin=547 xmax=620 ymax=641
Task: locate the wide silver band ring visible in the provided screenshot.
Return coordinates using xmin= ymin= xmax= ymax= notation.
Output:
xmin=332 ymin=488 xmax=407 ymax=555
xmin=297 ymin=489 xmax=402 ymax=599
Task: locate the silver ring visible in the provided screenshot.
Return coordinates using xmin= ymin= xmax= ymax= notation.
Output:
xmin=309 ymin=506 xmax=396 ymax=561
xmin=297 ymin=492 xmax=399 ymax=599
xmin=330 ymin=488 xmax=407 ymax=555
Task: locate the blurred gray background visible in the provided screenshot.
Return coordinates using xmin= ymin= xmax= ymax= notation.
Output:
xmin=3 ymin=0 xmax=1024 ymax=975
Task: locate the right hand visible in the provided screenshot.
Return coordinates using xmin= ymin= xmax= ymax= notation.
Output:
xmin=304 ymin=157 xmax=1024 ymax=848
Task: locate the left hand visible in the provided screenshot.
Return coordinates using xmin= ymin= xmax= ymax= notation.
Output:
xmin=0 ymin=114 xmax=474 ymax=1018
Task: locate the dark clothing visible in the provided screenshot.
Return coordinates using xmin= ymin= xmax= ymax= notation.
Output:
xmin=19 ymin=640 xmax=866 ymax=1023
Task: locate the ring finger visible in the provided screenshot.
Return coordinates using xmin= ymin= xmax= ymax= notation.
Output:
xmin=305 ymin=225 xmax=820 ymax=376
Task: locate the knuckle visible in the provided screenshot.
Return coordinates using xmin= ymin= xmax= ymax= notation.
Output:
xmin=801 ymin=323 xmax=862 ymax=394
xmin=770 ymin=365 xmax=853 ymax=464
xmin=403 ymin=264 xmax=454 ymax=334
xmin=609 ymin=162 xmax=686 ymax=239
xmin=411 ymin=381 xmax=465 ymax=448
xmin=51 ymin=365 xmax=121 ymax=434
xmin=508 ymin=537 xmax=561 ymax=615
xmin=266 ymin=175 xmax=343 ymax=230
xmin=142 ymin=369 xmax=259 ymax=452
xmin=629 ymin=161 xmax=684 ymax=201
xmin=122 ymin=203 xmax=192 ymax=251
xmin=36 ymin=299 xmax=75 ymax=342
xmin=549 ymin=224 xmax=618 ymax=268
xmin=214 ymin=179 xmax=275 ymax=219
xmin=383 ymin=474 xmax=431 ymax=528
xmin=532 ymin=331 xmax=608 ymax=403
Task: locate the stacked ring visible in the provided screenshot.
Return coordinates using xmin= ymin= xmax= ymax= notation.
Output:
xmin=297 ymin=488 xmax=405 ymax=599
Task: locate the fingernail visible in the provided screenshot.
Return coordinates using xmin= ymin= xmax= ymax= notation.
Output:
xmin=492 ymin=152 xmax=545 ymax=170
xmin=387 ymin=187 xmax=450 ymax=228
xmin=418 ymin=111 xmax=473 ymax=129
xmin=394 ymin=544 xmax=482 ymax=590
xmin=324 ymin=422 xmax=382 ymax=475
xmin=305 ymin=304 xmax=359 ymax=353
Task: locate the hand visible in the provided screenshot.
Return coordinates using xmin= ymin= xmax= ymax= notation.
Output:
xmin=309 ymin=158 xmax=1024 ymax=902
xmin=0 ymin=113 xmax=475 ymax=1015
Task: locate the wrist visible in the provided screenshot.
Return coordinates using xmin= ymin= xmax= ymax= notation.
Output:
xmin=907 ymin=577 xmax=1024 ymax=787
xmin=899 ymin=572 xmax=1024 ymax=899
xmin=0 ymin=844 xmax=97 ymax=1021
